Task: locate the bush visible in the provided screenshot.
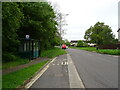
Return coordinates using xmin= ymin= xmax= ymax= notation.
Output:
xmin=3 ymin=53 xmax=22 ymax=62
xmin=77 ymin=40 xmax=88 ymax=47
xmin=2 ymin=53 xmax=29 ymax=69
xmin=76 ymin=43 xmax=88 ymax=47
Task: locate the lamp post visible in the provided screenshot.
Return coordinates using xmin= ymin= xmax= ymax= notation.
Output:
xmin=59 ymin=13 xmax=62 ymax=48
xmin=59 ymin=13 xmax=69 ymax=48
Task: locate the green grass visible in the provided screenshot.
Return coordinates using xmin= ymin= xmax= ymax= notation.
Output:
xmin=71 ymin=47 xmax=96 ymax=51
xmin=41 ymin=47 xmax=67 ymax=58
xmin=2 ymin=60 xmax=49 ymax=89
xmin=2 ymin=59 xmax=29 ymax=69
xmin=70 ymin=47 xmax=120 ymax=55
xmin=96 ymin=49 xmax=120 ymax=55
xmin=2 ymin=47 xmax=66 ymax=70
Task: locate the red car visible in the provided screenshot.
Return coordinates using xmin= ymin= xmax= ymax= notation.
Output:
xmin=62 ymin=44 xmax=67 ymax=49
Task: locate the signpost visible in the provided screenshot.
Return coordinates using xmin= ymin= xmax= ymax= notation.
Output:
xmin=26 ymin=35 xmax=29 ymax=39
xmin=118 ymin=2 xmax=120 ymax=41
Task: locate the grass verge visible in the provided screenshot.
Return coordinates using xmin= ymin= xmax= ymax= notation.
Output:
xmin=2 ymin=59 xmax=29 ymax=70
xmin=41 ymin=47 xmax=67 ymax=58
xmin=2 ymin=47 xmax=66 ymax=70
xmin=2 ymin=60 xmax=49 ymax=89
xmin=70 ymin=47 xmax=120 ymax=55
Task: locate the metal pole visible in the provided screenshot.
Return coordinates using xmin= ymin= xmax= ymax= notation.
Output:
xmin=60 ymin=13 xmax=62 ymax=48
xmin=59 ymin=13 xmax=69 ymax=48
xmin=32 ymin=40 xmax=34 ymax=60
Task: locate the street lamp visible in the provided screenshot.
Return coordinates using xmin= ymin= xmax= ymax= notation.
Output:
xmin=59 ymin=13 xmax=69 ymax=48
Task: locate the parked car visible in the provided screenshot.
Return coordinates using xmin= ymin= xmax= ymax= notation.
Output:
xmin=62 ymin=44 xmax=67 ymax=49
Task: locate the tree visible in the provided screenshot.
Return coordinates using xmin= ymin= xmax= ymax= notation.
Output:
xmin=2 ymin=2 xmax=23 ymax=53
xmin=2 ymin=2 xmax=58 ymax=62
xmin=77 ymin=40 xmax=88 ymax=47
xmin=84 ymin=22 xmax=116 ymax=46
xmin=64 ymin=39 xmax=70 ymax=46
xmin=17 ymin=2 xmax=58 ymax=50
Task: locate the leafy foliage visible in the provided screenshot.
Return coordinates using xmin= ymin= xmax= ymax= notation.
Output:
xmin=2 ymin=57 xmax=29 ymax=69
xmin=77 ymin=40 xmax=88 ymax=47
xmin=65 ymin=39 xmax=70 ymax=46
xmin=17 ymin=2 xmax=58 ymax=49
xmin=2 ymin=2 xmax=59 ymax=62
xmin=2 ymin=2 xmax=23 ymax=53
xmin=84 ymin=22 xmax=117 ymax=45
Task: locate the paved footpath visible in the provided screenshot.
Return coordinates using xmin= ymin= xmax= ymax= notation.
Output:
xmin=3 ymin=57 xmax=49 ymax=75
xmin=29 ymin=54 xmax=85 ymax=88
xmin=30 ymin=54 xmax=70 ymax=88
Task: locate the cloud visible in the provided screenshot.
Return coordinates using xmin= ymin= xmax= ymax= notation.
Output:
xmin=48 ymin=0 xmax=119 ymax=41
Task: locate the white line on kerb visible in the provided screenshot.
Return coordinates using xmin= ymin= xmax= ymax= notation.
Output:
xmin=67 ymin=54 xmax=85 ymax=88
xmin=64 ymin=61 xmax=67 ymax=65
xmin=66 ymin=62 xmax=68 ymax=65
xmin=61 ymin=62 xmax=64 ymax=65
xmin=25 ymin=57 xmax=57 ymax=89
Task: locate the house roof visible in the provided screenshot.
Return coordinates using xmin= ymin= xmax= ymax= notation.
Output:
xmin=70 ymin=40 xmax=79 ymax=43
xmin=70 ymin=40 xmax=86 ymax=43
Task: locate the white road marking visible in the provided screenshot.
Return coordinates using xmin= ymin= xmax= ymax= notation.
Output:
xmin=67 ymin=54 xmax=85 ymax=88
xmin=61 ymin=61 xmax=68 ymax=65
xmin=66 ymin=62 xmax=68 ymax=65
xmin=61 ymin=62 xmax=64 ymax=65
xmin=25 ymin=57 xmax=57 ymax=88
xmin=64 ymin=61 xmax=67 ymax=65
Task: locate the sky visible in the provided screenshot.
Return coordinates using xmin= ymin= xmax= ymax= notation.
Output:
xmin=47 ymin=0 xmax=119 ymax=41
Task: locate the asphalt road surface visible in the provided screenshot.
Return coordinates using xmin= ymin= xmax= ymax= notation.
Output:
xmin=67 ymin=48 xmax=118 ymax=88
xmin=30 ymin=54 xmax=70 ymax=88
xmin=29 ymin=48 xmax=118 ymax=89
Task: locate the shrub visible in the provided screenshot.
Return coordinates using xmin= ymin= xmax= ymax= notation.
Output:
xmin=3 ymin=53 xmax=22 ymax=62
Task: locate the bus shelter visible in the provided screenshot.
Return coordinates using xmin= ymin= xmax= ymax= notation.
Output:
xmin=19 ymin=38 xmax=40 ymax=60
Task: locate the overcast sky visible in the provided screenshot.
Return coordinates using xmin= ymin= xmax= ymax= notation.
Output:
xmin=47 ymin=0 xmax=119 ymax=41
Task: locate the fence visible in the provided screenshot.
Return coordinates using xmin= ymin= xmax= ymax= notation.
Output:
xmin=98 ymin=44 xmax=120 ymax=49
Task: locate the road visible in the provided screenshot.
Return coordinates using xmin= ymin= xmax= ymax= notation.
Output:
xmin=67 ymin=48 xmax=118 ymax=88
xmin=30 ymin=54 xmax=70 ymax=88
xmin=29 ymin=48 xmax=118 ymax=89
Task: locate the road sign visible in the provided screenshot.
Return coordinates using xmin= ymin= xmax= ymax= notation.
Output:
xmin=26 ymin=35 xmax=29 ymax=39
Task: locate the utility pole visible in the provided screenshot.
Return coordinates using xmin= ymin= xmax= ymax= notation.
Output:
xmin=58 ymin=13 xmax=69 ymax=48
xmin=59 ymin=13 xmax=62 ymax=48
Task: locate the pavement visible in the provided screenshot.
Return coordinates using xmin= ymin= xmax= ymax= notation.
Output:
xmin=2 ymin=57 xmax=50 ymax=75
xmin=29 ymin=54 xmax=85 ymax=89
xmin=28 ymin=48 xmax=118 ymax=89
xmin=30 ymin=54 xmax=70 ymax=88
